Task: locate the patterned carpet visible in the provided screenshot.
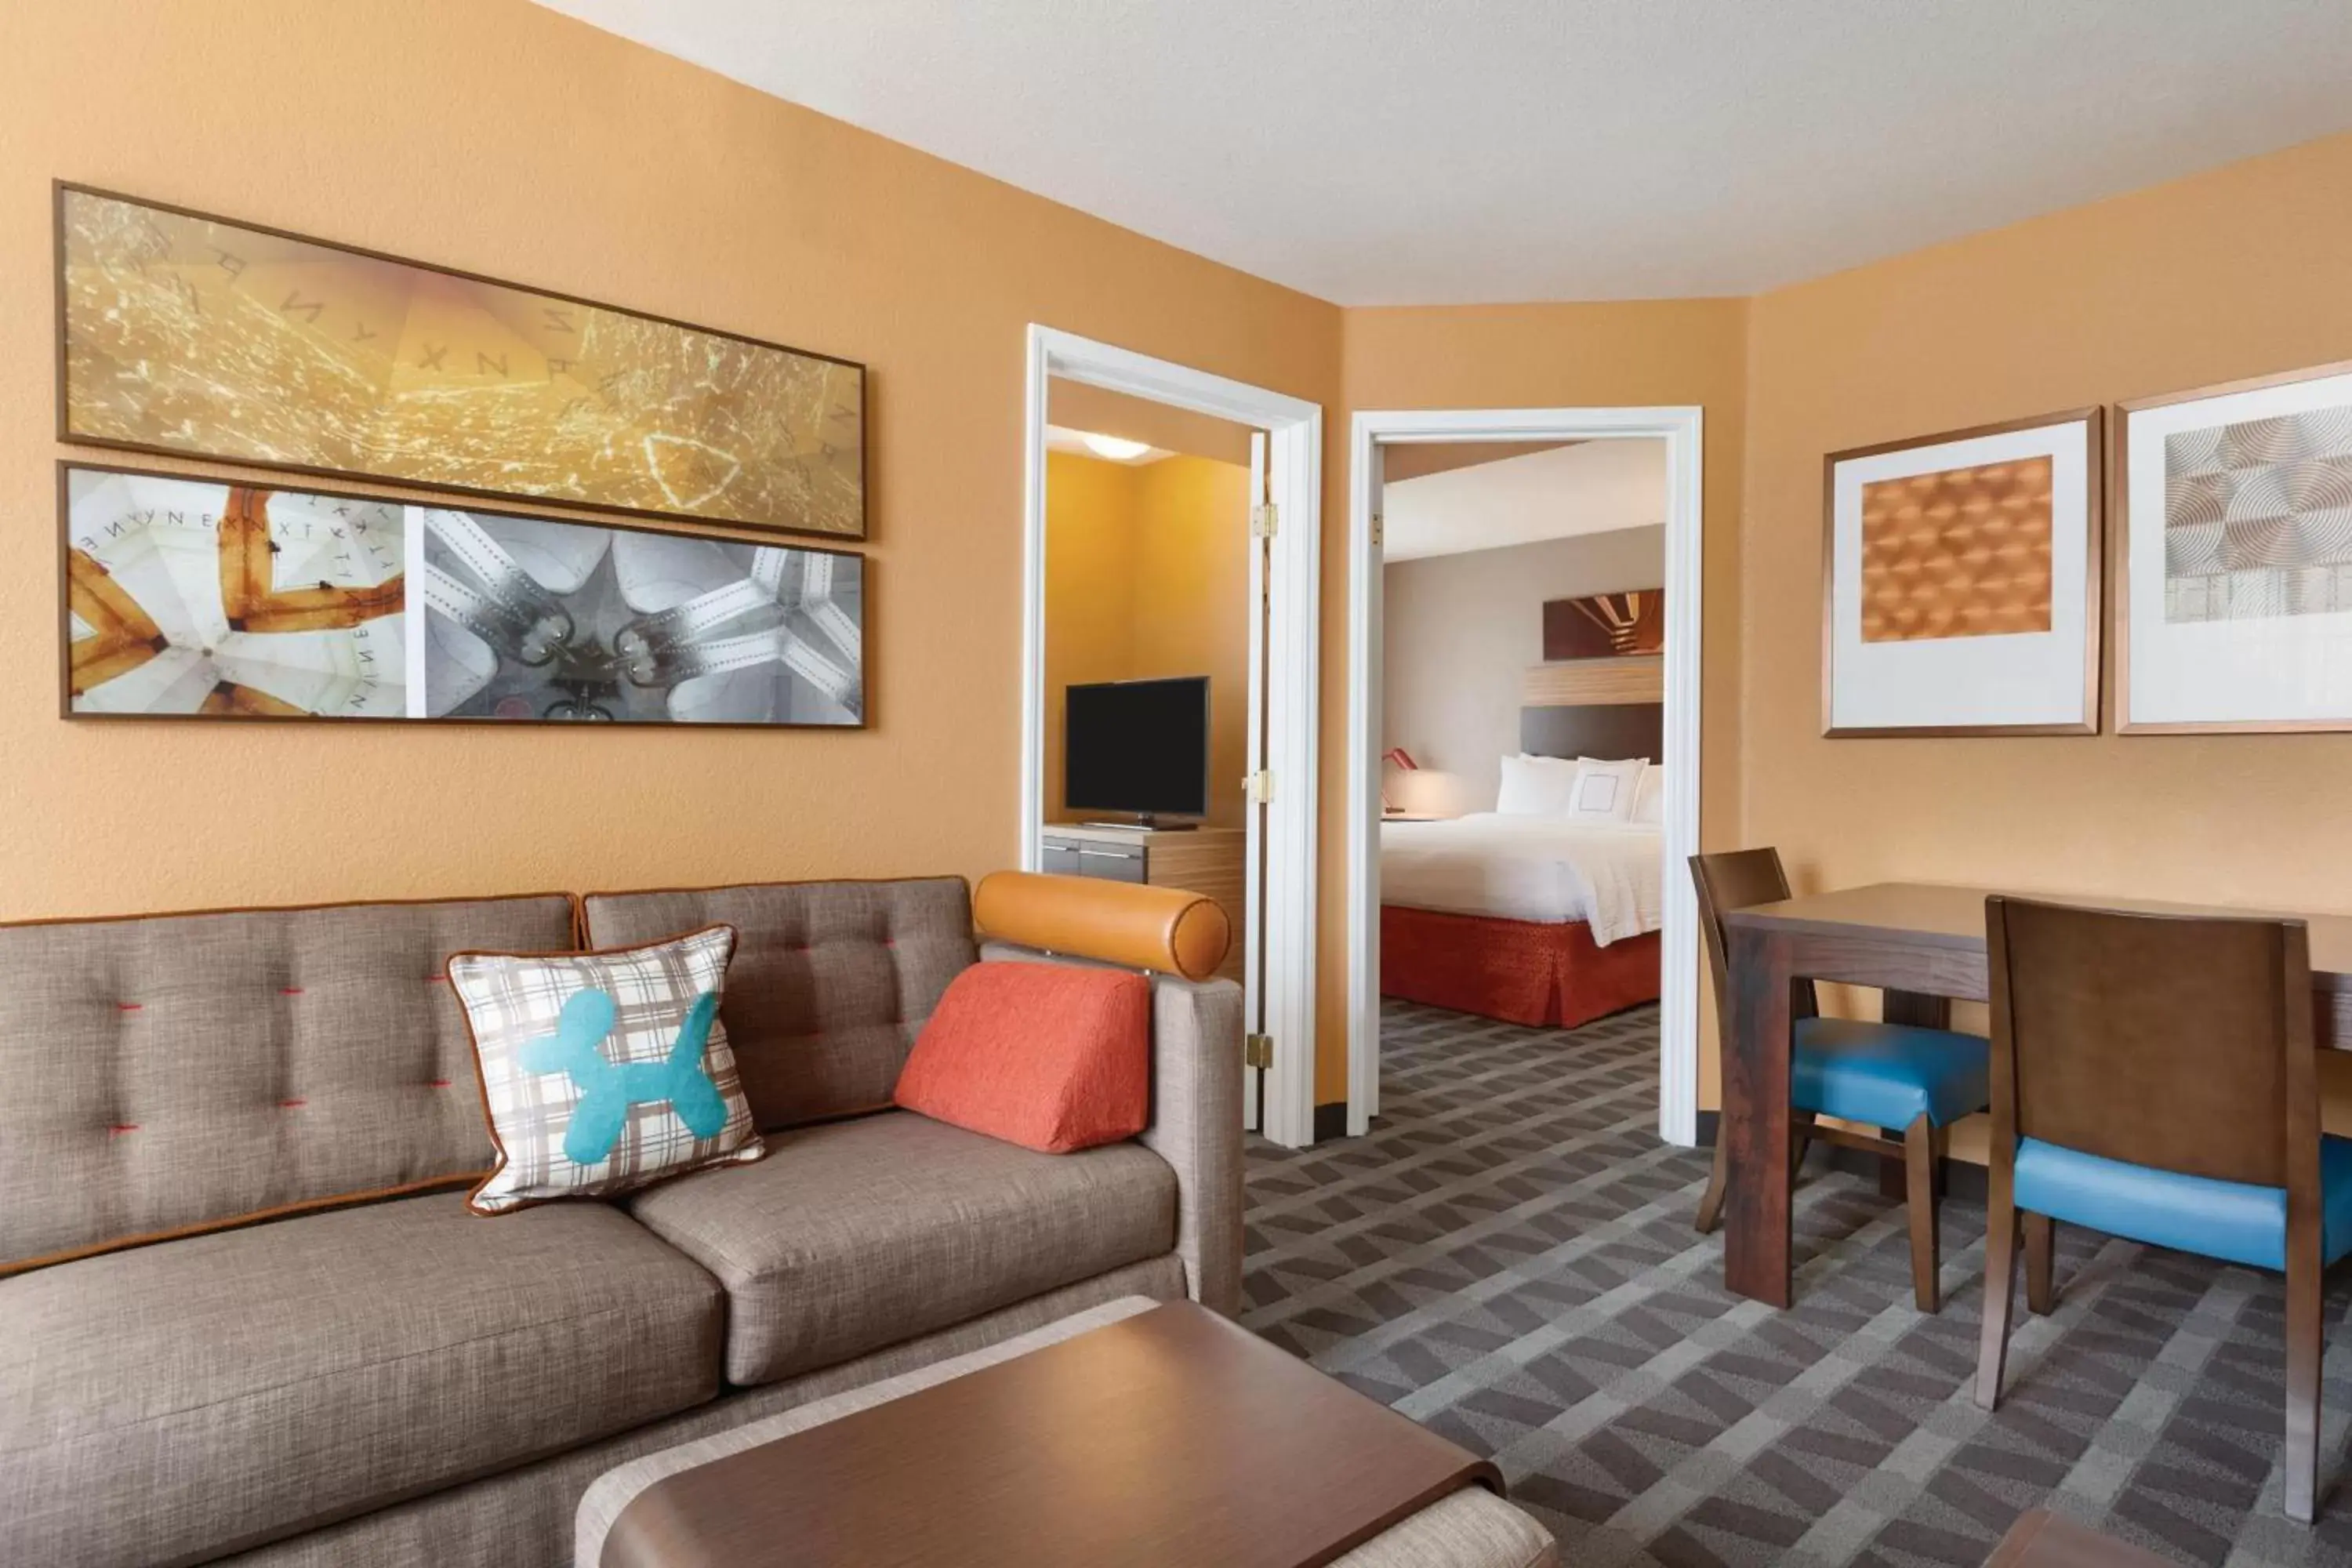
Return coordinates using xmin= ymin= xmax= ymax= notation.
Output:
xmin=1242 ymin=1000 xmax=2352 ymax=1567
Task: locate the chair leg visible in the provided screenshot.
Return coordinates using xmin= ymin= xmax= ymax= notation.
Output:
xmin=2285 ymin=1240 xmax=2323 ymax=1523
xmin=1791 ymin=1109 xmax=1817 ymax=1188
xmin=2024 ymin=1213 xmax=2056 ymax=1316
xmin=1976 ymin=1192 xmax=2020 ymax=1410
xmin=1693 ymin=1131 xmax=1729 ymax=1235
xmin=1903 ymin=1112 xmax=1940 ymax=1312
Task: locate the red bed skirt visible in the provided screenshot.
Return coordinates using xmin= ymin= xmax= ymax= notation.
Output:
xmin=1381 ymin=905 xmax=1661 ymax=1029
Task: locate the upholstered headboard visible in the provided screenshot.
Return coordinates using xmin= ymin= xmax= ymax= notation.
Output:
xmin=1519 ymin=702 xmax=1663 ymax=764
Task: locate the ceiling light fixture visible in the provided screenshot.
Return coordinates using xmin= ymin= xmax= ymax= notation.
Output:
xmin=1081 ymin=433 xmax=1152 ymax=462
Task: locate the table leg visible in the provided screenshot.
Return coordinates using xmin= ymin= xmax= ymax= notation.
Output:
xmin=1723 ymin=924 xmax=1795 ymax=1306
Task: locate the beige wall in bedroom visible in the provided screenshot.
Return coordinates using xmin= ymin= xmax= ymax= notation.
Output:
xmin=1383 ymin=527 xmax=1667 ymax=815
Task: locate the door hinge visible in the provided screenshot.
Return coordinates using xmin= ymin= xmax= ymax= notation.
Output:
xmin=1370 ymin=512 xmax=1384 ymax=548
xmin=1243 ymin=770 xmax=1275 ymax=804
xmin=1250 ymin=503 xmax=1279 ymax=539
xmin=1243 ymin=1033 xmax=1275 ymax=1071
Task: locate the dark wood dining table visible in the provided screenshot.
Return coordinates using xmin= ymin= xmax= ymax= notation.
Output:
xmin=1718 ymin=882 xmax=2352 ymax=1307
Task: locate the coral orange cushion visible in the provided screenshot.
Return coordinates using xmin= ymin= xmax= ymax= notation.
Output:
xmin=893 ymin=961 xmax=1150 ymax=1154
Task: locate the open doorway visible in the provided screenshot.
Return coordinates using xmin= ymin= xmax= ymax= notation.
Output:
xmin=1347 ymin=408 xmax=1704 ymax=1145
xmin=1021 ymin=328 xmax=1323 ymax=1146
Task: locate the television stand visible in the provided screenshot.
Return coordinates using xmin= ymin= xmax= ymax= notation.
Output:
xmin=1040 ymin=822 xmax=1246 ymax=982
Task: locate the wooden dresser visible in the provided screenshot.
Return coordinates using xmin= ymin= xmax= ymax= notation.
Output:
xmin=1039 ymin=824 xmax=1247 ymax=983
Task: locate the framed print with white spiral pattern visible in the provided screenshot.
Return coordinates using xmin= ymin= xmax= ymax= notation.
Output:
xmin=2119 ymin=361 xmax=2352 ymax=733
xmin=1822 ymin=409 xmax=2103 ymax=737
xmin=61 ymin=463 xmax=865 ymax=728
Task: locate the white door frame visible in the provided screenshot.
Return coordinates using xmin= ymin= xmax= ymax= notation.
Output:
xmin=1345 ymin=407 xmax=1705 ymax=1145
xmin=1020 ymin=325 xmax=1325 ymax=1149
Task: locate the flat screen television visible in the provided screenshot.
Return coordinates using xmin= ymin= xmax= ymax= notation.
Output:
xmin=1064 ymin=676 xmax=1210 ymax=826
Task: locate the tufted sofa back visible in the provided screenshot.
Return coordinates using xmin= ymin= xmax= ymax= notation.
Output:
xmin=0 ymin=893 xmax=578 ymax=1275
xmin=583 ymin=877 xmax=976 ymax=1131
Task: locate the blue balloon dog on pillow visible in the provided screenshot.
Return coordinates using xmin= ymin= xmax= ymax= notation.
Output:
xmin=519 ymin=987 xmax=728 ymax=1167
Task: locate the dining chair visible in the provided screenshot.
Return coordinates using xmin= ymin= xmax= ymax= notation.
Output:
xmin=1977 ymin=896 xmax=2347 ymax=1523
xmin=1690 ymin=849 xmax=1991 ymax=1311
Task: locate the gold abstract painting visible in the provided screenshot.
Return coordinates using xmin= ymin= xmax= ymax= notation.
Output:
xmin=1858 ymin=456 xmax=2054 ymax=642
xmin=57 ymin=186 xmax=865 ymax=539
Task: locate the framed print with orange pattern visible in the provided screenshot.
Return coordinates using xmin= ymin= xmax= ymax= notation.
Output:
xmin=56 ymin=183 xmax=865 ymax=541
xmin=1822 ymin=409 xmax=2102 ymax=737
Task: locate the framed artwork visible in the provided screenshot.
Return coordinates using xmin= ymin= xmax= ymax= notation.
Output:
xmin=62 ymin=463 xmax=866 ymax=728
xmin=55 ymin=183 xmax=866 ymax=540
xmin=1821 ymin=409 xmax=2102 ymax=737
xmin=2118 ymin=361 xmax=2352 ymax=734
xmin=1541 ymin=589 xmax=1664 ymax=660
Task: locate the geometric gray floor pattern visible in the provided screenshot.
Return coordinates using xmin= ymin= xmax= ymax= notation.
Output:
xmin=1243 ymin=1000 xmax=2352 ymax=1566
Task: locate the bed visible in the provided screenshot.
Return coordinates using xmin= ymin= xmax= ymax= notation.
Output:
xmin=1380 ymin=702 xmax=1664 ymax=1029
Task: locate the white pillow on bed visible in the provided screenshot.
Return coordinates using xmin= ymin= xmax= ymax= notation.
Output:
xmin=1563 ymin=757 xmax=1646 ymax=823
xmin=1494 ymin=753 xmax=1579 ymax=815
xmin=1632 ymin=764 xmax=1665 ymax=826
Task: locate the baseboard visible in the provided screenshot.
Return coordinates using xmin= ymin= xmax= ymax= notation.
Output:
xmin=1693 ymin=1108 xmax=1987 ymax=1202
xmin=1312 ymin=1102 xmax=1348 ymax=1142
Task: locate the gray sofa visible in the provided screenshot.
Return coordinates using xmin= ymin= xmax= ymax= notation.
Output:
xmin=0 ymin=876 xmax=1243 ymax=1568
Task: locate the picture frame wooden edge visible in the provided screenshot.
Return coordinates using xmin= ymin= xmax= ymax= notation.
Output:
xmin=56 ymin=456 xmax=873 ymax=732
xmin=1819 ymin=406 xmax=2104 ymax=739
xmin=52 ymin=179 xmax=872 ymax=546
xmin=2113 ymin=361 xmax=2352 ymax=735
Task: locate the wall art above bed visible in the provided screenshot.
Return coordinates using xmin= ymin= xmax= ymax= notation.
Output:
xmin=55 ymin=183 xmax=866 ymax=540
xmin=1822 ymin=408 xmax=2102 ymax=737
xmin=61 ymin=464 xmax=865 ymax=728
xmin=1541 ymin=589 xmax=1663 ymax=660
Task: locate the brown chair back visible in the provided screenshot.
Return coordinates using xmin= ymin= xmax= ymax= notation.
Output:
xmin=1984 ymin=895 xmax=2316 ymax=1190
xmin=1690 ymin=849 xmax=1818 ymax=1036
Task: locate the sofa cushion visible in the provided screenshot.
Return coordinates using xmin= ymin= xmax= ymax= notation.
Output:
xmin=626 ymin=1109 xmax=1177 ymax=1386
xmin=894 ymin=960 xmax=1151 ymax=1152
xmin=583 ymin=878 xmax=976 ymax=1131
xmin=450 ymin=925 xmax=764 ymax=1213
xmin=0 ymin=892 xmax=578 ymax=1275
xmin=0 ymin=1192 xmax=722 ymax=1568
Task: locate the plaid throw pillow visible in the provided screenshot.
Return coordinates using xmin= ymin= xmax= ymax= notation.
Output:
xmin=449 ymin=924 xmax=764 ymax=1214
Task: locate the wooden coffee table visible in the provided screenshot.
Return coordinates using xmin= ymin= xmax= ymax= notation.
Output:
xmin=582 ymin=1298 xmax=1550 ymax=1568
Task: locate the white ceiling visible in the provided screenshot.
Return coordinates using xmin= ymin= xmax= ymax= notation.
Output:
xmin=1382 ymin=439 xmax=1664 ymax=561
xmin=537 ymin=1 xmax=2352 ymax=304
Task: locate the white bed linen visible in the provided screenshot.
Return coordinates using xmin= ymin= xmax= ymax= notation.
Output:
xmin=1380 ymin=813 xmax=1664 ymax=946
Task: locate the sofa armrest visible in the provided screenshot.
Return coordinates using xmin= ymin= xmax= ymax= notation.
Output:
xmin=978 ymin=939 xmax=1245 ymax=1316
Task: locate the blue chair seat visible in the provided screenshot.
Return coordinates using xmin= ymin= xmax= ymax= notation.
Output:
xmin=1791 ymin=1017 xmax=1991 ymax=1131
xmin=2013 ymin=1135 xmax=2352 ymax=1272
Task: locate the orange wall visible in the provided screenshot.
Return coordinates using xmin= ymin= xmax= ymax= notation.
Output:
xmin=1741 ymin=130 xmax=2352 ymax=981
xmin=1332 ymin=301 xmax=1752 ymax=1102
xmin=19 ymin=0 xmax=2346 ymax=1131
xmin=1042 ymin=451 xmax=1252 ymax=830
xmin=1042 ymin=452 xmax=1145 ymax=826
xmin=0 ymin=0 xmax=1338 ymax=919
xmin=1131 ymin=457 xmax=1255 ymax=832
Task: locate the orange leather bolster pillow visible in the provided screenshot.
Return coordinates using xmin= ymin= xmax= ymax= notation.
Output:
xmin=972 ymin=871 xmax=1231 ymax=982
